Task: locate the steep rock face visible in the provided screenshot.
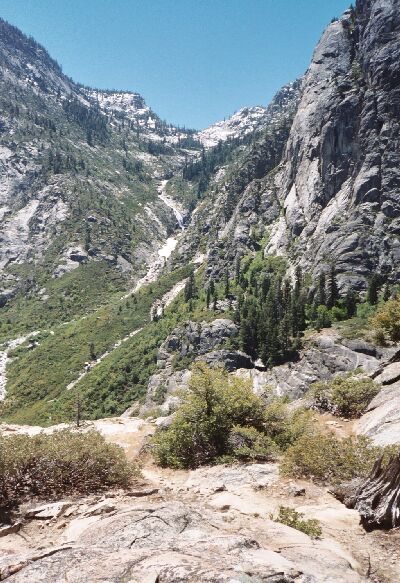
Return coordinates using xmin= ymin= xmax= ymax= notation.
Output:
xmin=267 ymin=0 xmax=400 ymax=290
xmin=174 ymin=0 xmax=400 ymax=290
xmin=173 ymin=83 xmax=302 ymax=278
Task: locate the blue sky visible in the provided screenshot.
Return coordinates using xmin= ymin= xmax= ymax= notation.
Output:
xmin=0 ymin=0 xmax=351 ymax=129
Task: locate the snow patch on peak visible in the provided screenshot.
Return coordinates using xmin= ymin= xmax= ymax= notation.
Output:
xmin=197 ymin=81 xmax=302 ymax=149
xmin=84 ymin=89 xmax=152 ymax=122
xmin=197 ymin=106 xmax=268 ymax=149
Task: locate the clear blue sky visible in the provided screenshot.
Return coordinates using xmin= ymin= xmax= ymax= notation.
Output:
xmin=0 ymin=0 xmax=350 ymax=129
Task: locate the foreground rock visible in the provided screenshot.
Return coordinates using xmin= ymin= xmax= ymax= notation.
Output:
xmin=0 ymin=464 xmax=371 ymax=583
xmin=1 ymin=416 xmax=400 ymax=582
xmin=356 ymin=349 xmax=400 ymax=445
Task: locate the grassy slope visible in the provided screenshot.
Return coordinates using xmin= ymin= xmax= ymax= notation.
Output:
xmin=3 ymin=266 xmax=192 ymax=425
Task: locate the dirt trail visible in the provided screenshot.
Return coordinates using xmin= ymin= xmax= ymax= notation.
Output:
xmin=0 ymin=417 xmax=399 ymax=582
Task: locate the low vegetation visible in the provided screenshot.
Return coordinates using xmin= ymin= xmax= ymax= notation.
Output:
xmin=152 ymin=364 xmax=276 ymax=468
xmin=152 ymin=365 xmax=399 ymax=490
xmin=0 ymin=429 xmax=135 ymax=512
xmin=152 ymin=365 xmax=314 ymax=469
xmin=281 ymin=433 xmax=395 ymax=484
xmin=371 ymin=294 xmax=400 ymax=344
xmin=2 ymin=267 xmax=191 ymax=425
xmin=272 ymin=506 xmax=322 ymax=538
xmin=308 ymin=375 xmax=380 ymax=419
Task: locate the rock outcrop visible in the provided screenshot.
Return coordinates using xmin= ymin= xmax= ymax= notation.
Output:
xmin=237 ymin=330 xmax=385 ymax=400
xmin=141 ymin=324 xmax=389 ymax=414
xmin=141 ymin=319 xmax=241 ymax=414
xmin=356 ymin=349 xmax=400 ymax=445
xmin=267 ymin=0 xmax=400 ymax=290
xmin=173 ymin=0 xmax=400 ymax=291
xmin=0 ymin=462 xmax=374 ymax=583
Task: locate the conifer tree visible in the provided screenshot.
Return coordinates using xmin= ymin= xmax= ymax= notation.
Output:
xmin=367 ymin=274 xmax=380 ymax=305
xmin=224 ymin=268 xmax=230 ymax=298
xmin=260 ymin=275 xmax=270 ymax=303
xmin=184 ymin=271 xmax=196 ymax=302
xmin=345 ymin=289 xmax=358 ymax=318
xmin=316 ymin=272 xmax=327 ymax=306
xmin=294 ymin=265 xmax=302 ymax=298
xmin=326 ymin=264 xmax=339 ymax=309
xmin=235 ymin=255 xmax=241 ymax=283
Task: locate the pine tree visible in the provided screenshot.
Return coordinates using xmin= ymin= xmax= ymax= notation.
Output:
xmin=294 ymin=265 xmax=302 ymax=297
xmin=89 ymin=342 xmax=96 ymax=361
xmin=235 ymin=255 xmax=241 ymax=283
xmin=316 ymin=272 xmax=327 ymax=306
xmin=326 ymin=264 xmax=339 ymax=309
xmin=224 ymin=268 xmax=230 ymax=298
xmin=239 ymin=299 xmax=259 ymax=358
xmin=206 ymin=286 xmax=211 ymax=309
xmin=345 ymin=289 xmax=358 ymax=318
xmin=367 ymin=274 xmax=380 ymax=305
xmin=184 ymin=271 xmax=196 ymax=302
xmin=260 ymin=275 xmax=270 ymax=303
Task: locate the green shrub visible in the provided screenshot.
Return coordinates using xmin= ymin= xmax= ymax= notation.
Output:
xmin=263 ymin=399 xmax=316 ymax=450
xmin=0 ymin=429 xmax=135 ymax=511
xmin=281 ymin=433 xmax=384 ymax=484
xmin=152 ymin=364 xmax=270 ymax=468
xmin=226 ymin=426 xmax=279 ymax=462
xmin=153 ymin=384 xmax=168 ymax=405
xmin=371 ymin=296 xmax=400 ymax=343
xmin=309 ymin=376 xmax=380 ymax=418
xmin=316 ymin=305 xmax=332 ymax=329
xmin=272 ymin=506 xmax=322 ymax=538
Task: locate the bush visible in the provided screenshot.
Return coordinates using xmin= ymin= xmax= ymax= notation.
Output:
xmin=281 ymin=433 xmax=385 ymax=484
xmin=0 ymin=429 xmax=135 ymax=511
xmin=272 ymin=506 xmax=322 ymax=538
xmin=263 ymin=399 xmax=316 ymax=450
xmin=152 ymin=364 xmax=272 ymax=468
xmin=371 ymin=296 xmax=400 ymax=343
xmin=316 ymin=305 xmax=332 ymax=330
xmin=226 ymin=426 xmax=279 ymax=462
xmin=309 ymin=376 xmax=380 ymax=418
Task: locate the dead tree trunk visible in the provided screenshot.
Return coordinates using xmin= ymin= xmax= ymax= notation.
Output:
xmin=354 ymin=453 xmax=400 ymax=531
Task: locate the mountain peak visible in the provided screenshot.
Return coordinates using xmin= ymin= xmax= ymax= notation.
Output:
xmin=197 ymin=80 xmax=301 ymax=148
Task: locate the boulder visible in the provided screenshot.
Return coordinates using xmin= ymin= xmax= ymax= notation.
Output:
xmin=25 ymin=502 xmax=72 ymax=520
xmin=374 ymin=362 xmax=400 ymax=385
xmin=197 ymin=349 xmax=253 ymax=371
